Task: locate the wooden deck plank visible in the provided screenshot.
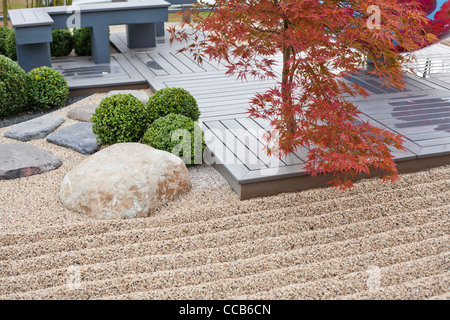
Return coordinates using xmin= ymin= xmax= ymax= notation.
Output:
xmin=123 ymin=53 xmax=159 ymax=79
xmin=417 ymin=136 xmax=450 ymax=147
xmin=195 ymin=97 xmax=254 ymax=108
xmin=417 ymin=145 xmax=450 ymax=157
xmin=160 ymin=51 xmax=197 ymax=74
xmin=53 ymin=54 xmax=146 ymax=89
xmin=407 ymin=130 xmax=450 ymax=141
xmin=136 ymin=52 xmax=170 ymax=76
xmin=202 ymin=127 xmax=249 ymax=181
xmin=204 ymin=120 xmax=267 ymax=171
xmin=241 ymin=163 xmax=309 ymax=184
xmin=183 ymin=51 xmax=223 ymax=72
xmin=170 ymin=51 xmax=208 ymax=73
xmin=357 ymin=113 xmax=421 ymax=158
xmin=236 ymin=117 xmax=304 ymax=166
xmin=361 ymin=104 xmax=450 ymax=118
xmin=221 ymin=118 xmax=287 ymax=168
xmin=250 ymin=116 xmax=311 ymax=163
xmin=176 ymin=80 xmax=277 ymax=93
xmin=147 ymin=51 xmax=183 ymax=75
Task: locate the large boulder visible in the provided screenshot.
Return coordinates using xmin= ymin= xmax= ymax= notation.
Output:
xmin=60 ymin=143 xmax=191 ymax=219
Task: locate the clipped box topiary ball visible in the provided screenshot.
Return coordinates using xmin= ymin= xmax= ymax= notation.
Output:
xmin=0 ymin=55 xmax=29 ymax=118
xmin=92 ymin=93 xmax=152 ymax=145
xmin=73 ymin=27 xmax=92 ymax=56
xmin=51 ymin=29 xmax=74 ymax=57
xmin=26 ymin=66 xmax=69 ymax=110
xmin=4 ymin=29 xmax=16 ymax=61
xmin=142 ymin=113 xmax=205 ymax=167
xmin=0 ymin=27 xmax=11 ymax=56
xmin=146 ymin=87 xmax=200 ymax=123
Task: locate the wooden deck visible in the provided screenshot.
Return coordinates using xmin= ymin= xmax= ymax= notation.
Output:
xmin=56 ymin=33 xmax=450 ymax=199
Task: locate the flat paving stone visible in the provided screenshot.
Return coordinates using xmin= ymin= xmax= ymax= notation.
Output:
xmin=104 ymin=90 xmax=150 ymax=104
xmin=0 ymin=143 xmax=62 ymax=180
xmin=4 ymin=116 xmax=65 ymax=141
xmin=46 ymin=122 xmax=101 ymax=155
xmin=67 ymin=105 xmax=97 ymax=122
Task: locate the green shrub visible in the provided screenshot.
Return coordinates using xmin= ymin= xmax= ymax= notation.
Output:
xmin=4 ymin=29 xmax=16 ymax=61
xmin=51 ymin=29 xmax=74 ymax=57
xmin=0 ymin=55 xmax=29 ymax=118
xmin=26 ymin=66 xmax=69 ymax=110
xmin=0 ymin=27 xmax=11 ymax=56
xmin=142 ymin=113 xmax=205 ymax=167
xmin=91 ymin=94 xmax=152 ymax=145
xmin=145 ymin=87 xmax=200 ymax=123
xmin=73 ymin=27 xmax=92 ymax=56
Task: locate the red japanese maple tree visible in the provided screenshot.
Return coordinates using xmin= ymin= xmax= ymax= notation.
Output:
xmin=169 ymin=0 xmax=438 ymax=188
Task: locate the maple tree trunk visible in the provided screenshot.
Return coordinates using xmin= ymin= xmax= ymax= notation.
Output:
xmin=282 ymin=18 xmax=296 ymax=135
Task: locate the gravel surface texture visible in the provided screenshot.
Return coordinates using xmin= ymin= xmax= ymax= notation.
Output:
xmin=0 ymin=91 xmax=449 ymax=300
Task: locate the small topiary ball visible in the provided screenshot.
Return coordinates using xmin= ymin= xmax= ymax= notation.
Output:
xmin=92 ymin=93 xmax=152 ymax=145
xmin=51 ymin=29 xmax=74 ymax=57
xmin=73 ymin=27 xmax=92 ymax=56
xmin=26 ymin=66 xmax=69 ymax=110
xmin=0 ymin=27 xmax=11 ymax=56
xmin=145 ymin=87 xmax=200 ymax=123
xmin=0 ymin=55 xmax=29 ymax=118
xmin=4 ymin=29 xmax=17 ymax=61
xmin=142 ymin=113 xmax=205 ymax=167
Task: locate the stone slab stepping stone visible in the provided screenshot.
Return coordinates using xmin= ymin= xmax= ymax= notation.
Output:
xmin=0 ymin=143 xmax=62 ymax=180
xmin=46 ymin=122 xmax=101 ymax=155
xmin=4 ymin=116 xmax=65 ymax=141
xmin=105 ymin=90 xmax=150 ymax=104
xmin=67 ymin=105 xmax=97 ymax=122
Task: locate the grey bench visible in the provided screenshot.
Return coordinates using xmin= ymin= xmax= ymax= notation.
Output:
xmin=9 ymin=0 xmax=170 ymax=72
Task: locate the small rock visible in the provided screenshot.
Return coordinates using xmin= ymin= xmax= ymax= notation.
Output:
xmin=4 ymin=116 xmax=65 ymax=141
xmin=60 ymin=143 xmax=191 ymax=219
xmin=104 ymin=90 xmax=150 ymax=104
xmin=47 ymin=122 xmax=100 ymax=155
xmin=0 ymin=143 xmax=62 ymax=180
xmin=67 ymin=105 xmax=97 ymax=122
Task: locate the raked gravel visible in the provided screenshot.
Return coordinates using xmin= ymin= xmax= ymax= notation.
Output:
xmin=0 ymin=90 xmax=448 ymax=299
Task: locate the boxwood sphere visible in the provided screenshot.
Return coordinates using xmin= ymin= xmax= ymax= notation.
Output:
xmin=0 ymin=55 xmax=29 ymax=117
xmin=146 ymin=87 xmax=200 ymax=123
xmin=26 ymin=66 xmax=69 ymax=110
xmin=51 ymin=29 xmax=74 ymax=57
xmin=4 ymin=29 xmax=16 ymax=61
xmin=92 ymin=94 xmax=152 ymax=145
xmin=73 ymin=28 xmax=92 ymax=56
xmin=0 ymin=27 xmax=11 ymax=56
xmin=142 ymin=113 xmax=205 ymax=167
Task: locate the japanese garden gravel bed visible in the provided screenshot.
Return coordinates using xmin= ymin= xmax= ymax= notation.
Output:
xmin=0 ymin=89 xmax=448 ymax=299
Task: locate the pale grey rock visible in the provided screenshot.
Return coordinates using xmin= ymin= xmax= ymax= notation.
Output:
xmin=104 ymin=90 xmax=150 ymax=104
xmin=67 ymin=105 xmax=97 ymax=122
xmin=46 ymin=122 xmax=100 ymax=155
xmin=4 ymin=116 xmax=65 ymax=141
xmin=60 ymin=143 xmax=191 ymax=219
xmin=0 ymin=143 xmax=62 ymax=180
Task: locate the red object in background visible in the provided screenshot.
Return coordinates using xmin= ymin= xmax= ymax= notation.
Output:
xmin=435 ymin=1 xmax=450 ymax=22
xmin=396 ymin=0 xmax=450 ymax=51
xmin=399 ymin=0 xmax=437 ymax=15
